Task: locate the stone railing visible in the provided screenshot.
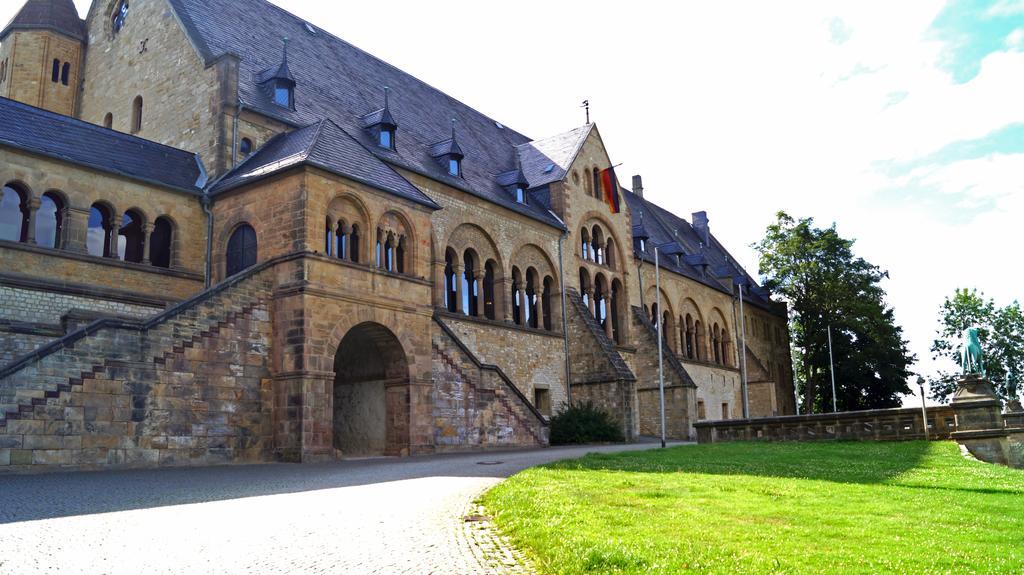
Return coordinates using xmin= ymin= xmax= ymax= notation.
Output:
xmin=694 ymin=406 xmax=958 ymax=443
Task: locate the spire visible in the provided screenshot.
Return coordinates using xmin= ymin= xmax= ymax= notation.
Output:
xmin=378 ymin=86 xmax=396 ymax=128
xmin=431 ymin=118 xmax=464 ymax=158
xmin=1 ymin=0 xmax=86 ymax=42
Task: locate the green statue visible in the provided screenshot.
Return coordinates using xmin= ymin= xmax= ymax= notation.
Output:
xmin=961 ymin=327 xmax=986 ymax=377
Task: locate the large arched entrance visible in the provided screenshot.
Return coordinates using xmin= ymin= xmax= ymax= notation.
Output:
xmin=333 ymin=322 xmax=410 ymax=456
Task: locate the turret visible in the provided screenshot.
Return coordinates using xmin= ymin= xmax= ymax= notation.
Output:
xmin=0 ymin=0 xmax=86 ymax=116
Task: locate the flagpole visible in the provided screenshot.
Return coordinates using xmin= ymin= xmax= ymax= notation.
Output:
xmin=656 ymin=246 xmax=666 ymax=449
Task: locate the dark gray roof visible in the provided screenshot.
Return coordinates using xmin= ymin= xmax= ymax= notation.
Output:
xmin=622 ymin=189 xmax=781 ymax=315
xmin=167 ymin=0 xmax=563 ymax=228
xmin=210 ymin=119 xmax=438 ymax=208
xmin=1 ymin=0 xmax=85 ymax=42
xmin=0 ymin=97 xmax=205 ymax=193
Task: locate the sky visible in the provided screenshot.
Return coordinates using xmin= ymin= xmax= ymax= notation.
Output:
xmin=5 ymin=0 xmax=1023 ymax=404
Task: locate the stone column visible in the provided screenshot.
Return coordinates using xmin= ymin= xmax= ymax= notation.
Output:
xmin=24 ymin=197 xmax=40 ymax=245
xmin=453 ymin=264 xmax=464 ymax=314
xmin=498 ymin=277 xmax=513 ymax=322
xmin=142 ymin=222 xmax=155 ymax=265
xmin=107 ymin=213 xmax=121 ymax=259
xmin=64 ymin=206 xmax=90 ymax=253
xmin=474 ymin=272 xmax=485 ymax=318
xmin=518 ymin=287 xmax=528 ymax=326
xmin=432 ymin=259 xmax=447 ymax=309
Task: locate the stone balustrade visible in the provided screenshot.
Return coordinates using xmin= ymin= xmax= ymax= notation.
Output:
xmin=695 ymin=406 xmax=958 ymax=444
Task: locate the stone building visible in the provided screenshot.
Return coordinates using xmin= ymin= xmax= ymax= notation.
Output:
xmin=0 ymin=0 xmax=795 ymax=470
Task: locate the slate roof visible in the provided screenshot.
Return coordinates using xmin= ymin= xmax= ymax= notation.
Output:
xmin=210 ymin=119 xmax=438 ymax=208
xmin=0 ymin=97 xmax=205 ymax=193
xmin=166 ymin=0 xmax=563 ymax=228
xmin=1 ymin=0 xmax=85 ymax=41
xmin=516 ymin=125 xmax=592 ymax=189
xmin=622 ymin=189 xmax=781 ymax=315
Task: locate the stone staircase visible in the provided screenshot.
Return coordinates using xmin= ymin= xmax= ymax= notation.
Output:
xmin=630 ymin=305 xmax=697 ymax=388
xmin=0 ymin=257 xmax=281 ymax=432
xmin=564 ymin=288 xmax=635 ymax=382
xmin=432 ymin=315 xmax=548 ymax=448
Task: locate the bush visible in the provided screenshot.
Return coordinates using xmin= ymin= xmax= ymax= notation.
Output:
xmin=549 ymin=402 xmax=625 ymax=445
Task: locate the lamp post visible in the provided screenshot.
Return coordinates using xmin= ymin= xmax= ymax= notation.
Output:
xmin=653 ymin=241 xmax=685 ymax=448
xmin=917 ymin=376 xmax=929 ymax=441
xmin=734 ymin=278 xmax=750 ymax=419
xmin=828 ymin=324 xmax=837 ymax=413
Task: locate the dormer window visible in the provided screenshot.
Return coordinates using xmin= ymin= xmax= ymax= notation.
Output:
xmin=448 ymin=158 xmax=461 ymax=177
xmin=273 ymin=81 xmax=293 ymax=108
xmin=379 ymin=127 xmax=394 ymax=150
xmin=639 ymin=238 xmax=646 ymax=252
xmin=515 ymin=186 xmax=526 ymax=204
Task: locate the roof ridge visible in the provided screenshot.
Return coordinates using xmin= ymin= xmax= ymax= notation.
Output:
xmin=213 ymin=0 xmax=533 ymax=143
xmin=0 ymin=96 xmax=197 ymax=158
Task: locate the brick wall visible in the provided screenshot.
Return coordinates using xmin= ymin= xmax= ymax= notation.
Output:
xmin=625 ymin=307 xmax=696 ymax=440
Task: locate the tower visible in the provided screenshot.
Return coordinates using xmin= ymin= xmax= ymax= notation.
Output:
xmin=0 ymin=0 xmax=86 ymax=116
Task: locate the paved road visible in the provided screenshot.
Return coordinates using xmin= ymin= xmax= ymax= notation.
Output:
xmin=0 ymin=441 xmax=682 ymax=574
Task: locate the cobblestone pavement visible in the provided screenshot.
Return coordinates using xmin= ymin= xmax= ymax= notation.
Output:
xmin=0 ymin=441 xmax=683 ymax=574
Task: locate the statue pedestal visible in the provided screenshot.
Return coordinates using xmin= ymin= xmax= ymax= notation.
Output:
xmin=950 ymin=375 xmax=1015 ymax=466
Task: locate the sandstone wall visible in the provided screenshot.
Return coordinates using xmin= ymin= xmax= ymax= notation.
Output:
xmin=0 ymin=30 xmax=82 ymax=116
xmin=0 ymin=265 xmax=276 ymax=471
xmin=431 ymin=320 xmax=548 ymax=450
xmin=79 ymin=0 xmax=229 ymax=173
xmin=441 ymin=315 xmax=566 ymax=414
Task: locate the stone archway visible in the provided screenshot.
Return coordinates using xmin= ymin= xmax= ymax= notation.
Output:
xmin=333 ymin=322 xmax=410 ymax=456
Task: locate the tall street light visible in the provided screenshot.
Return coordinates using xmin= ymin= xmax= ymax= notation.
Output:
xmin=654 ymin=241 xmax=685 ymax=448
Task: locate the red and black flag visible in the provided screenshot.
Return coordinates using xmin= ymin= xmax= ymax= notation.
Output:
xmin=600 ymin=166 xmax=620 ymax=214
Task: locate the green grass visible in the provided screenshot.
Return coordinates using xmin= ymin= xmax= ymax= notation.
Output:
xmin=481 ymin=441 xmax=1024 ymax=574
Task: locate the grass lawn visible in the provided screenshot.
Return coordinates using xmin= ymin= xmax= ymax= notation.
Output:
xmin=481 ymin=441 xmax=1024 ymax=574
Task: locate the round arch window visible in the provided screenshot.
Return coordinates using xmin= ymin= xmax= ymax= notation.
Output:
xmin=112 ymin=0 xmax=129 ymax=35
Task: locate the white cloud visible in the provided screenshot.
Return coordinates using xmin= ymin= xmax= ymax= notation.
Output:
xmin=987 ymin=0 xmax=1024 ymax=17
xmin=1008 ymin=28 xmax=1024 ymax=49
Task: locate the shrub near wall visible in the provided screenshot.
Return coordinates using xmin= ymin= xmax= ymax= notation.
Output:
xmin=549 ymin=402 xmax=625 ymax=445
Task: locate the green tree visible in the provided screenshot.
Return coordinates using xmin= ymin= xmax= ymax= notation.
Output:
xmin=754 ymin=212 xmax=914 ymax=413
xmin=930 ymin=289 xmax=1024 ymax=403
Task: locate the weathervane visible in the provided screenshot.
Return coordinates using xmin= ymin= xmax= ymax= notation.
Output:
xmin=581 ymin=100 xmax=590 ymax=125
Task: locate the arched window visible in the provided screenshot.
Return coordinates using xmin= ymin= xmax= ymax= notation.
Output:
xmin=385 ymin=233 xmax=395 ymax=272
xmin=61 ymin=62 xmax=70 ymax=86
xmin=325 ymin=217 xmax=333 ymax=255
xmin=694 ymin=320 xmax=705 ymax=361
xmin=712 ymin=323 xmax=722 ymax=364
xmin=375 ymin=229 xmax=383 ymax=267
xmin=592 ymin=167 xmax=601 ymax=198
xmin=542 ymin=276 xmax=553 ymax=331
xmin=526 ymin=268 xmax=538 ymax=329
xmin=594 ymin=275 xmax=607 ymax=325
xmin=579 ymin=267 xmax=591 ymax=308
xmin=484 ymin=261 xmax=496 ymax=320
xmin=651 ymin=303 xmax=659 ymax=328
xmin=35 ymin=192 xmax=63 ymax=248
xmin=685 ymin=314 xmax=695 ymax=359
xmin=350 ymin=224 xmax=360 ymax=263
xmin=512 ymin=267 xmax=523 ymax=325
xmin=396 ymin=237 xmax=406 ymax=274
xmin=150 ymin=217 xmax=173 ymax=268
xmin=444 ymin=250 xmax=457 ymax=313
xmin=226 ymin=224 xmax=258 ymax=276
xmin=103 ymin=113 xmax=113 ymax=129
xmin=580 ymin=228 xmax=590 ymax=261
xmin=131 ymin=96 xmax=143 ymax=134
xmin=0 ymin=184 xmax=29 ymax=243
xmin=611 ymin=280 xmax=623 ymax=343
xmin=335 ymin=220 xmax=347 ymax=260
xmin=591 ymin=226 xmax=604 ymax=265
xmin=118 ymin=209 xmax=145 ymax=262
xmin=583 ymin=167 xmax=593 ymax=196
xmin=462 ymin=251 xmax=476 ymax=316
xmin=86 ymin=203 xmax=113 ymax=257
xmin=51 ymin=59 xmax=60 ymax=83
xmin=239 ymin=138 xmax=253 ymax=158
xmin=605 ymin=238 xmax=615 ymax=269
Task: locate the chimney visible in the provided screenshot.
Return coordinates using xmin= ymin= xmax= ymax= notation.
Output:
xmin=632 ymin=174 xmax=644 ymax=198
xmin=692 ymin=211 xmax=710 ymax=245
